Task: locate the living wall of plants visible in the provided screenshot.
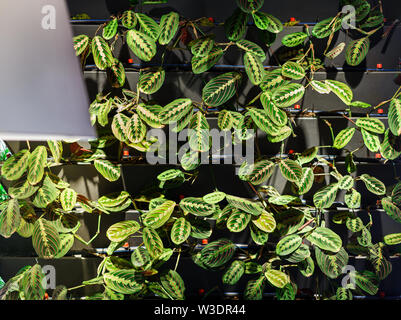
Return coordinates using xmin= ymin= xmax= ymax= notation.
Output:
xmin=1 ymin=0 xmax=401 ymax=300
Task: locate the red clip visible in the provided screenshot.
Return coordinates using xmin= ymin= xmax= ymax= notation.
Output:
xmin=375 ymin=153 xmax=382 ymax=159
xmin=290 ymin=17 xmax=296 ymax=22
xmin=208 ymin=17 xmax=214 ymax=23
xmin=294 ymin=104 xmax=301 ymax=110
xmin=377 ymin=63 xmax=383 ymax=69
xmin=198 ymin=288 xmax=205 ymax=295
xmin=179 ymin=194 xmax=185 ymax=200
xmin=128 ymin=58 xmax=134 ymax=64
xmin=288 ymin=149 xmax=294 ymax=155
xmin=123 ymin=242 xmax=129 ymax=248
xmin=377 ymin=108 xmax=384 ymax=114
xmin=201 ymin=239 xmax=208 ymax=245
xmin=123 ymin=149 xmax=130 ymax=156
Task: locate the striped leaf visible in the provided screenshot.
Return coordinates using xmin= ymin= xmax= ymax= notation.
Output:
xmin=336 ymin=287 xmax=352 ymax=300
xmin=356 ymin=117 xmax=385 ymax=134
xmin=338 ymin=175 xmax=354 ymax=190
xmin=315 ymin=247 xmax=348 ymax=279
xmin=325 ymin=42 xmax=346 ymax=59
xmin=295 ymin=167 xmax=314 ymax=195
xmin=107 ymin=220 xmax=140 ymax=242
xmin=224 ymin=8 xmax=248 ymax=41
xmin=227 ymin=209 xmax=251 ymax=232
xmin=188 ymin=111 xmax=210 ymax=152
xmin=0 ymin=199 xmax=21 ymax=238
xmin=99 ymin=191 xmax=131 ymax=208
xmin=203 ymin=191 xmax=226 ymax=204
xmin=384 ymin=233 xmax=401 ymax=246
xmin=198 ymin=239 xmax=236 ymax=268
xmin=360 ymin=174 xmax=386 ymax=195
xmin=279 ymin=159 xmax=302 ymax=182
xmin=236 ymin=39 xmax=265 ymax=59
xmin=310 ymin=80 xmax=331 ymax=94
xmin=192 ymin=46 xmax=223 ymax=74
xmin=222 ymin=260 xmax=244 ymax=285
xmin=361 ymin=128 xmax=380 ymax=152
xmin=190 ymin=218 xmax=212 ymax=239
xmin=353 ymin=271 xmax=379 ymax=295
xmin=170 ymin=217 xmax=191 ymax=245
xmin=143 ymin=200 xmax=176 ymax=229
xmin=360 ymin=9 xmax=384 ymax=28
xmin=191 ymin=37 xmax=214 ymax=57
xmin=325 ymin=80 xmax=353 ymax=105
xmin=159 ymin=98 xmax=192 ymax=124
xmin=226 ymin=194 xmax=264 ymax=216
xmin=1 ymin=149 xmax=30 ymax=181
xmin=55 ymin=233 xmax=75 ymax=258
xmin=272 ymin=83 xmax=305 ymax=108
xmin=345 ymin=37 xmax=370 ymax=66
xmin=333 ymin=127 xmax=355 ymax=149
xmin=136 ymin=104 xmax=163 ymax=129
xmin=381 ymin=129 xmax=401 ymax=160
xmin=345 ymin=188 xmax=361 ymax=209
xmin=94 ymin=159 xmax=121 ymax=182
xmin=107 ymin=59 xmax=125 ymax=88
xmin=251 ymin=211 xmax=276 ymax=233
xmin=125 ymin=113 xmax=146 ymax=144
xmin=160 ymin=269 xmax=185 ymax=300
xmin=260 ymin=69 xmax=288 ymax=91
xmin=136 ymin=13 xmax=160 ymax=40
xmin=311 ymin=17 xmax=341 ymax=39
xmin=298 ymin=146 xmax=318 ymax=165
xmin=243 ymin=52 xmax=264 ymax=85
xmin=281 ymin=32 xmax=308 ymax=47
xmin=32 ymin=218 xmax=60 ymax=258
xmin=138 ymin=68 xmax=165 ymax=95
xmin=250 ymin=223 xmax=269 ymax=245
xmin=32 ymin=176 xmax=60 ymax=208
xmin=102 ymin=18 xmax=118 ymax=40
xmin=17 ymin=218 xmax=34 ymax=238
xmin=263 ymin=99 xmax=288 ymax=127
xmin=91 ymin=36 xmax=113 ymax=70
xmin=180 ymin=197 xmax=215 ymax=216
xmin=248 ymin=108 xmax=280 ymax=135
xmin=286 ymin=244 xmax=310 ymax=263
xmin=27 ymin=146 xmax=47 ymax=185
xmin=142 ymin=227 xmax=164 ymax=258
xmin=307 ymin=227 xmax=342 ymax=253
xmin=121 ymin=10 xmax=137 ymax=29
xmin=298 ymin=256 xmax=315 ymax=277
xmin=60 ymin=188 xmax=77 ymax=211
xmin=276 ymin=234 xmax=302 ymax=256
xmin=346 ymin=216 xmax=364 ymax=232
xmin=245 ymin=159 xmax=275 ymax=185
xmin=202 ymin=72 xmax=241 ymax=107
xmin=252 ymin=12 xmax=283 ymax=33
xmin=111 ymin=113 xmax=129 ymax=142
xmin=158 ymin=12 xmax=179 ymax=45
xmin=21 ymin=264 xmax=45 ymax=300
xmin=244 ymin=276 xmax=265 ymax=300
xmin=357 ymin=226 xmax=372 ymax=247
xmin=131 ymin=247 xmax=151 ymax=268
xmin=104 ymin=270 xmax=144 ymax=294
xmin=389 ymin=98 xmax=401 ymax=136
xmin=47 ymin=140 xmax=63 ymax=164
xmin=281 ymin=61 xmax=305 ymax=80
xmin=126 ymin=29 xmax=157 ymax=62
xmin=392 ymin=183 xmax=401 ymax=206
xmin=236 ymin=0 xmax=264 ymax=12
xmin=265 ymin=269 xmax=289 ymax=288
xmin=73 ymin=34 xmax=90 ymax=56
xmin=313 ymin=183 xmax=339 ymax=209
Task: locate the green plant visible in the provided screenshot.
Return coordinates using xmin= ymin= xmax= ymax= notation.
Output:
xmin=1 ymin=0 xmax=401 ymax=301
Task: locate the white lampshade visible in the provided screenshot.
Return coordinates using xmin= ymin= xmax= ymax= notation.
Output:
xmin=0 ymin=0 xmax=95 ymax=140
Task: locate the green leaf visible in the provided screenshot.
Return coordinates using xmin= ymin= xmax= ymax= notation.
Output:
xmin=32 ymin=176 xmax=60 ymax=208
xmin=159 ymin=98 xmax=193 ymax=124
xmin=281 ymin=32 xmax=308 ymax=47
xmin=94 ymin=159 xmax=121 ymax=182
xmin=125 ymin=113 xmax=146 ymax=144
xmin=333 ymin=127 xmax=355 ymax=149
xmin=192 ymin=46 xmax=223 ymax=74
xmin=325 ymin=80 xmax=353 ymax=105
xmin=248 ymin=108 xmax=280 ymax=135
xmin=73 ymin=34 xmax=90 ymax=56
xmin=203 ymin=191 xmax=226 ymax=204
xmin=222 ymin=260 xmax=245 ymax=285
xmin=158 ymin=12 xmax=179 ymax=45
xmin=353 ymin=271 xmax=379 ymax=295
xmin=281 ymin=61 xmax=305 ymax=80
xmin=236 ymin=39 xmax=265 ymax=59
xmin=315 ymin=247 xmax=348 ymax=279
xmin=160 ymin=270 xmax=185 ymax=300
xmin=384 ymin=233 xmax=401 ymax=246
xmin=310 ymin=80 xmax=331 ymax=94
xmin=265 ymin=269 xmax=289 ymax=288
xmin=227 ymin=209 xmax=251 ymax=232
xmin=245 ymin=159 xmax=276 ymax=185
xmin=98 ymin=191 xmax=131 ymax=208
xmin=126 ymin=29 xmax=157 ymax=62
xmin=313 ymin=183 xmax=339 ymax=208
xmin=121 ymin=10 xmax=137 ymax=29
xmin=243 ymin=52 xmax=264 ymax=85
xmin=298 ymin=256 xmax=315 ymax=277
xmin=143 ymin=200 xmax=176 ymax=229
xmin=279 ymin=159 xmax=302 ymax=182
xmin=188 ymin=111 xmax=210 ymax=152
xmin=91 ymin=36 xmax=113 ymax=70
xmin=252 ymin=12 xmax=283 ymax=33
xmin=381 ymin=129 xmax=401 ymax=160
xmin=27 ymin=146 xmax=47 ymax=185
xmin=180 ymin=197 xmax=215 ymax=217
xmin=60 ymin=188 xmax=77 ymax=211
xmin=325 ymin=42 xmax=346 ymax=59
xmin=32 ymin=218 xmax=60 ymax=259
xmin=190 ymin=218 xmax=212 ymax=239
xmin=381 ymin=197 xmax=401 ymax=223
xmin=138 ymin=68 xmax=165 ymax=95
xmin=198 ymin=239 xmax=236 ymax=268
xmin=295 ymin=167 xmax=314 ymax=195
xmin=361 ymin=129 xmax=380 ymax=152
xmin=224 ymin=8 xmax=248 ymax=41
xmin=47 ymin=141 xmax=63 ymax=164
xmin=55 ymin=233 xmax=75 ymax=258
xmin=107 ymin=59 xmax=126 ymax=88
xmin=345 ymin=37 xmax=370 ymax=66
xmin=102 ymin=18 xmax=118 ymax=40
xmin=244 ymin=276 xmax=265 ymax=300
xmin=236 ymin=0 xmax=264 ymax=13
xmin=388 ymin=98 xmax=401 ymax=136
xmin=106 ymin=220 xmax=140 ymax=242
xmin=111 ymin=113 xmax=129 ymax=142
xmin=226 ymin=194 xmax=264 ymax=216
xmin=311 ymin=17 xmax=341 ymax=39
xmin=307 ymin=227 xmax=342 ymax=253
xmin=272 ymin=83 xmax=305 ymax=108
xmin=142 ymin=227 xmax=164 ymax=258
xmin=21 ymin=264 xmax=45 ymax=300
xmin=360 ymin=9 xmax=384 ymax=29
xmin=202 ymin=72 xmax=242 ymax=107
xmin=346 ymin=216 xmax=364 ymax=232
xmin=170 ymin=217 xmax=191 ymax=245
xmin=104 ymin=270 xmax=144 ymax=294
xmin=356 ymin=117 xmax=385 ymax=134
xmin=1 ymin=149 xmax=30 ymax=181
xmin=251 ymin=211 xmax=276 ymax=232
xmin=276 ymin=234 xmax=302 ymax=256
xmin=131 ymin=247 xmax=151 ymax=268
xmin=136 ymin=13 xmax=160 ymax=40
xmin=0 ymin=199 xmax=21 ymax=238
xmin=360 ymin=174 xmax=386 ymax=195
xmin=259 ymin=69 xmax=288 ymax=91
xmin=191 ymin=37 xmax=214 ymax=57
